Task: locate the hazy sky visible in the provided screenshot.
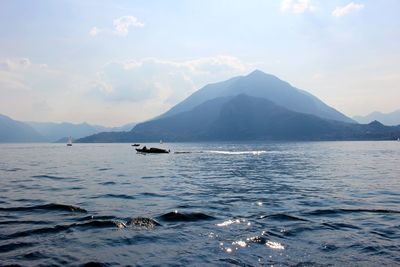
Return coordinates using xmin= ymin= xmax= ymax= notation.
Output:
xmin=1 ymin=0 xmax=399 ymax=126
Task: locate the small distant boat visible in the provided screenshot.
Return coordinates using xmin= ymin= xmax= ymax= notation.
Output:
xmin=67 ymin=136 xmax=72 ymax=146
xmin=160 ymin=140 xmax=163 ymax=144
xmin=131 ymin=144 xmax=140 ymax=147
xmin=136 ymin=146 xmax=170 ymax=154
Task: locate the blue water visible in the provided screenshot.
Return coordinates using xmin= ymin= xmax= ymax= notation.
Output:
xmin=0 ymin=142 xmax=399 ymax=266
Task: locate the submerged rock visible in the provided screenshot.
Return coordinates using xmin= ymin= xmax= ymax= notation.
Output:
xmin=126 ymin=217 xmax=161 ymax=228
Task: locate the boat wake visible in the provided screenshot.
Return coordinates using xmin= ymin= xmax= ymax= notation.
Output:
xmin=207 ymin=150 xmax=267 ymax=155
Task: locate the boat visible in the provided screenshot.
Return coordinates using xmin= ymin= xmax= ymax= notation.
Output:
xmin=131 ymin=144 xmax=140 ymax=147
xmin=136 ymin=146 xmax=170 ymax=154
xmin=67 ymin=136 xmax=72 ymax=146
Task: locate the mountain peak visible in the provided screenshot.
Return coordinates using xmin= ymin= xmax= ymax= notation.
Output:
xmin=368 ymin=120 xmax=384 ymax=127
xmin=246 ymin=69 xmax=276 ymax=79
xmin=248 ymin=69 xmax=265 ymax=75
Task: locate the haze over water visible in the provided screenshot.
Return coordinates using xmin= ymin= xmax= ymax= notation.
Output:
xmin=1 ymin=141 xmax=399 ymax=266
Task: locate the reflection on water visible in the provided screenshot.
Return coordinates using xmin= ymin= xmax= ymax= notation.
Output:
xmin=0 ymin=141 xmax=399 ymax=266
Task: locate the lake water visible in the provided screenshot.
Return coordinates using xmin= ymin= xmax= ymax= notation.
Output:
xmin=0 ymin=142 xmax=399 ymax=266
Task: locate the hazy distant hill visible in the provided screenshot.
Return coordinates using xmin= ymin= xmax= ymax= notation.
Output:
xmin=26 ymin=122 xmax=108 ymax=142
xmin=0 ymin=114 xmax=45 ymax=143
xmin=78 ymin=94 xmax=400 ymax=142
xmin=353 ymin=110 xmax=400 ymax=126
xmin=0 ymin=113 xmax=135 ymax=143
xmin=160 ymin=70 xmax=354 ymax=123
xmin=26 ymin=121 xmax=136 ymax=142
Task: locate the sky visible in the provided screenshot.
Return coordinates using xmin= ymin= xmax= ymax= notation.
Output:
xmin=0 ymin=0 xmax=399 ymax=126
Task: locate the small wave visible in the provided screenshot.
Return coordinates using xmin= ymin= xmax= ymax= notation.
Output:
xmin=6 ymin=225 xmax=70 ymax=239
xmin=207 ymin=150 xmax=267 ymax=155
xmin=91 ymin=194 xmax=136 ymax=200
xmin=98 ymin=168 xmax=112 ymax=171
xmin=76 ymin=220 xmax=126 ymax=229
xmin=31 ymin=175 xmax=76 ymax=181
xmin=305 ymin=208 xmax=400 ymax=216
xmin=261 ymin=213 xmax=308 ymax=222
xmin=290 ymin=262 xmax=326 ymax=267
xmin=0 ymin=242 xmax=33 ymax=253
xmin=0 ymin=220 xmax=50 ymax=226
xmin=0 ymin=203 xmax=87 ymax=213
xmin=76 ymin=215 xmax=116 ymax=222
xmin=66 ymin=186 xmax=84 ymax=190
xmin=99 ymin=181 xmax=116 ymax=186
xmin=140 ymin=192 xmax=166 ymax=197
xmin=22 ymin=251 xmax=47 ymax=261
xmin=1 ymin=167 xmax=23 ymax=172
xmin=219 ymin=258 xmax=253 ymax=267
xmin=262 ymin=230 xmax=285 ymax=239
xmin=321 ymin=222 xmax=361 ymax=230
xmin=158 ymin=211 xmax=215 ymax=222
xmin=82 ymin=262 xmax=112 ymax=267
xmin=4 ymin=220 xmax=126 ymax=240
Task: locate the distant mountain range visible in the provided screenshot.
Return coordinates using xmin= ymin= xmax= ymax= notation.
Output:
xmin=0 ymin=114 xmax=45 ymax=143
xmin=353 ymin=110 xmax=400 ymax=126
xmin=3 ymin=70 xmax=400 ymax=143
xmin=26 ymin=121 xmax=135 ymax=142
xmin=78 ymin=70 xmax=400 ymax=142
xmin=0 ymin=114 xmax=135 ymax=143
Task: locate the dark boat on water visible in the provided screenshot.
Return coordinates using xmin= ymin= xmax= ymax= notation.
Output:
xmin=136 ymin=146 xmax=170 ymax=154
xmin=131 ymin=144 xmax=140 ymax=147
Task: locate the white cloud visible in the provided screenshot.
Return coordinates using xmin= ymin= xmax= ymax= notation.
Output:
xmin=332 ymin=2 xmax=364 ymax=17
xmin=0 ymin=56 xmax=251 ymax=125
xmin=113 ymin=16 xmax=144 ymax=36
xmin=0 ymin=58 xmax=31 ymax=71
xmin=0 ymin=57 xmax=90 ymax=121
xmin=90 ymin=56 xmax=249 ymax=105
xmin=89 ymin=27 xmax=99 ymax=37
xmin=281 ymin=0 xmax=315 ymax=14
xmin=89 ymin=15 xmax=144 ymax=37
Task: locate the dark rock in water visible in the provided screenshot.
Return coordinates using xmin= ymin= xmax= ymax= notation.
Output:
xmin=126 ymin=217 xmax=161 ymax=228
xmin=247 ymin=235 xmax=268 ymax=244
xmin=158 ymin=211 xmax=215 ymax=222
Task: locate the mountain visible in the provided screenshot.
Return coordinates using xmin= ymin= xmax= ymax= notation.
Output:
xmin=26 ymin=122 xmax=108 ymax=142
xmin=160 ymin=70 xmax=354 ymax=123
xmin=353 ymin=110 xmax=400 ymax=126
xmin=0 ymin=114 xmax=45 ymax=143
xmin=109 ymin=122 xmax=137 ymax=132
xmin=78 ymin=94 xmax=400 ymax=142
xmin=0 ymin=113 xmax=135 ymax=143
xmin=26 ymin=121 xmax=136 ymax=142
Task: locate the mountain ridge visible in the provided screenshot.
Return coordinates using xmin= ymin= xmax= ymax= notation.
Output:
xmin=26 ymin=121 xmax=136 ymax=142
xmin=353 ymin=110 xmax=400 ymax=126
xmin=0 ymin=114 xmax=45 ymax=143
xmin=0 ymin=113 xmax=135 ymax=143
xmin=159 ymin=70 xmax=354 ymax=123
xmin=78 ymin=94 xmax=400 ymax=142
